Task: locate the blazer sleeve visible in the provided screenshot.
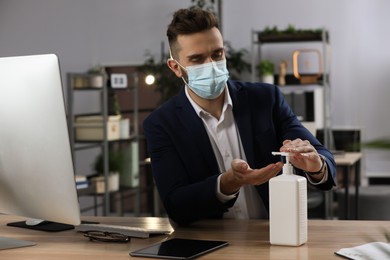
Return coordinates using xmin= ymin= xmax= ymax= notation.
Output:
xmin=271 ymin=84 xmax=337 ymax=189
xmin=143 ymin=98 xmax=236 ymax=226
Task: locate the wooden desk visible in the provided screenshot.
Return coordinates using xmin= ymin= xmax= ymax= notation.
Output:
xmin=1 ymin=215 xmax=389 ymax=259
xmin=334 ymin=152 xmax=363 ymax=220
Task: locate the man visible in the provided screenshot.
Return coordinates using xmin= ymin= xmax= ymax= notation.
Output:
xmin=143 ymin=8 xmax=336 ymax=226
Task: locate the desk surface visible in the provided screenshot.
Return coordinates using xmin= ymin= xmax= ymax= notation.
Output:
xmin=1 ymin=215 xmax=389 ymax=259
xmin=334 ymin=152 xmax=362 ymax=166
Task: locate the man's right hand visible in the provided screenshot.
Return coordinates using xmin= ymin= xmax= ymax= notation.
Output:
xmin=219 ymin=159 xmax=283 ymax=196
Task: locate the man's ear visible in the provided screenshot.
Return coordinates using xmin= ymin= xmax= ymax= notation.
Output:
xmin=167 ymin=58 xmax=183 ymax=78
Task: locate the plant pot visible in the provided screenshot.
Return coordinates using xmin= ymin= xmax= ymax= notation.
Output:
xmin=92 ymin=172 xmax=120 ymax=194
xmin=108 ymin=172 xmax=120 ymax=192
xmin=261 ymin=75 xmax=274 ymax=84
xmin=92 ymin=176 xmax=105 ymax=194
xmin=89 ymin=74 xmax=104 ymax=88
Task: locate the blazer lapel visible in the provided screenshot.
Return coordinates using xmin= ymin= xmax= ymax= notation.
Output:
xmin=174 ymin=88 xmax=220 ymax=174
xmin=228 ymin=81 xmax=255 ymax=167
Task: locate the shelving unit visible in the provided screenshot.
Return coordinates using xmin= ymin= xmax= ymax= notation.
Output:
xmin=250 ymin=28 xmax=333 ymax=150
xmin=67 ymin=71 xmax=140 ymax=216
xmin=251 ymin=29 xmax=334 ymax=219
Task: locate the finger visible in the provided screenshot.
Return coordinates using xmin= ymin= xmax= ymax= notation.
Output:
xmin=259 ymin=162 xmax=283 ymax=177
xmin=290 ymin=138 xmax=303 ymax=144
xmin=250 ymin=162 xmax=283 ymax=185
xmin=231 ymin=159 xmax=250 ymax=172
xmin=291 ymin=146 xmax=315 ymax=154
xmin=261 ymin=162 xmax=283 ymax=171
xmin=281 ymin=139 xmax=313 ymax=153
xmin=298 ymin=152 xmax=321 ymax=161
xmin=289 ymin=139 xmax=310 ymax=149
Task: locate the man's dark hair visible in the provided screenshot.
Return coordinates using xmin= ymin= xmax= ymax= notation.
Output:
xmin=167 ymin=8 xmax=220 ymax=58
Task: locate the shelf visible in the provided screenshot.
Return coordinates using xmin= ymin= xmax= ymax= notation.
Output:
xmin=71 ymin=86 xmax=136 ymax=91
xmin=71 ymin=87 xmax=104 ymax=91
xmin=74 ymin=143 xmax=102 ymax=151
xmin=254 ymin=30 xmax=329 ymax=44
xmin=74 ymin=134 xmax=138 ymax=145
xmin=250 ymin=28 xmax=332 ymax=149
xmin=251 ymin=28 xmax=334 ymax=220
xmin=67 ymin=71 xmax=140 ymax=216
xmin=277 ymin=84 xmax=322 ymax=94
xmin=108 ymin=86 xmax=137 ymax=91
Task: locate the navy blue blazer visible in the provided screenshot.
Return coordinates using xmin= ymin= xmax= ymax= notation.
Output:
xmin=143 ymin=80 xmax=336 ymax=226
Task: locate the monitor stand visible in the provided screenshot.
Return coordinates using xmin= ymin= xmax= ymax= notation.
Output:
xmin=7 ymin=218 xmax=74 ymax=232
xmin=0 ymin=236 xmax=36 ymax=250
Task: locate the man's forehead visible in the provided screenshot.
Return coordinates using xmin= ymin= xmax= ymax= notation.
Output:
xmin=176 ymin=30 xmax=224 ymax=59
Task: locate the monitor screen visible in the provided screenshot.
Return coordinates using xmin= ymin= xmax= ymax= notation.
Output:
xmin=0 ymin=54 xmax=81 ymax=249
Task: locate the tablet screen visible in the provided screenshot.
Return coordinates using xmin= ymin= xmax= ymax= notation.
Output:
xmin=130 ymin=238 xmax=228 ymax=259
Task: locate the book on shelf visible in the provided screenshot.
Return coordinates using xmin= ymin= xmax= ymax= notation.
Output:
xmin=75 ymin=175 xmax=89 ymax=190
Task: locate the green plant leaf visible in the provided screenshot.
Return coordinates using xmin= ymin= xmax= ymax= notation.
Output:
xmin=257 ymin=60 xmax=274 ymax=76
xmin=362 ymin=138 xmax=390 ymax=149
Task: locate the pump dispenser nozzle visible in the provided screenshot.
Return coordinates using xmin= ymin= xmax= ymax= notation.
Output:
xmin=272 ymin=151 xmax=293 ymax=175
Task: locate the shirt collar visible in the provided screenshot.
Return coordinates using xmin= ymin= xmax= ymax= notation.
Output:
xmin=185 ymin=85 xmax=233 ymax=118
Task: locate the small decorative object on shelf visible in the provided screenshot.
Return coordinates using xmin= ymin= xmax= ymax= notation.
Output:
xmin=75 ymin=175 xmax=89 ymax=190
xmin=257 ymin=59 xmax=274 ymax=84
xmin=72 ymin=75 xmax=89 ymax=88
xmin=75 ymin=115 xmax=121 ymax=141
xmin=292 ymin=49 xmax=323 ymax=84
xmin=110 ymin=93 xmax=130 ymax=139
xmin=278 ymin=60 xmax=288 ymax=86
xmin=110 ymin=73 xmax=128 ymax=89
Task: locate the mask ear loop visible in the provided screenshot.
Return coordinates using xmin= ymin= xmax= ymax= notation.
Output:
xmin=168 ymin=47 xmax=190 ymax=87
xmin=168 ymin=48 xmax=174 ymax=61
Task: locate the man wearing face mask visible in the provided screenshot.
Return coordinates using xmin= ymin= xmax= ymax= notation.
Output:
xmin=143 ymin=8 xmax=336 ymax=226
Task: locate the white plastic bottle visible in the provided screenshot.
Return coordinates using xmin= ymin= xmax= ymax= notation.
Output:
xmin=269 ymin=152 xmax=307 ymax=246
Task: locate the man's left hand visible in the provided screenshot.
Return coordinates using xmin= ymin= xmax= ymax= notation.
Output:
xmin=280 ymin=138 xmax=323 ymax=173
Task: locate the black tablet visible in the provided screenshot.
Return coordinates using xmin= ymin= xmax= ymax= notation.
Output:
xmin=129 ymin=238 xmax=228 ymax=259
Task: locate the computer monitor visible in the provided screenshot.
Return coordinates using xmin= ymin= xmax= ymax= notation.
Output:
xmin=0 ymin=54 xmax=81 ymax=249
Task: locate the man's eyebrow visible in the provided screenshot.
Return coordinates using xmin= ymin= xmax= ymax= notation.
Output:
xmin=213 ymin=47 xmax=224 ymax=53
xmin=186 ymin=48 xmax=225 ymax=61
xmin=186 ymin=53 xmax=204 ymax=61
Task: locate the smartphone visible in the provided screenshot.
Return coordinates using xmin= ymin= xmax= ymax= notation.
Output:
xmin=130 ymin=238 xmax=228 ymax=259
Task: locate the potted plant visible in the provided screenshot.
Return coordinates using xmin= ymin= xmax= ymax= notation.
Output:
xmin=225 ymin=41 xmax=251 ymax=80
xmin=92 ymin=150 xmax=123 ymax=193
xmin=138 ymin=52 xmax=183 ymax=105
xmin=362 ymin=138 xmax=390 ymax=149
xmin=258 ymin=24 xmax=326 ymax=43
xmin=87 ymin=65 xmax=104 ymax=88
xmin=257 ymin=60 xmax=275 ymax=84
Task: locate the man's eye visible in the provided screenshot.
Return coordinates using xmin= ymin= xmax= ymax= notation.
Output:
xmin=190 ymin=57 xmax=204 ymax=64
xmin=212 ymin=52 xmax=224 ymax=60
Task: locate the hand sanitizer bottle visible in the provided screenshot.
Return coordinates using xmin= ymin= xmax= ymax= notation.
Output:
xmin=269 ymin=152 xmax=307 ymax=246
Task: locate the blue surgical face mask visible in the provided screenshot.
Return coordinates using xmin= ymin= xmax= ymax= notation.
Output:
xmin=176 ymin=60 xmax=230 ymax=100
